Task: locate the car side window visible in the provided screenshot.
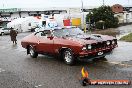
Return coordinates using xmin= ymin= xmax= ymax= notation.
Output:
xmin=35 ymin=31 xmax=51 ymax=37
xmin=41 ymin=32 xmax=46 ymax=36
xmin=35 ymin=32 xmax=42 ymax=37
xmin=2 ymin=28 xmax=10 ymax=30
xmin=2 ymin=28 xmax=6 ymax=30
xmin=43 ymin=30 xmax=52 ymax=37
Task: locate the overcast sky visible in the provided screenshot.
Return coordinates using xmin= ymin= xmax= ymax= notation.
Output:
xmin=0 ymin=0 xmax=132 ymax=8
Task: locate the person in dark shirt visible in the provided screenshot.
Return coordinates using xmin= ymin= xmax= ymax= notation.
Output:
xmin=10 ymin=27 xmax=17 ymax=44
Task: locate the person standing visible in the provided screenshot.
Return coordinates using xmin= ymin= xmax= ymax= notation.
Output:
xmin=10 ymin=27 xmax=17 ymax=44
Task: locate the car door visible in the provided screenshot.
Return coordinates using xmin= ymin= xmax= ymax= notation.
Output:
xmin=35 ymin=31 xmax=54 ymax=54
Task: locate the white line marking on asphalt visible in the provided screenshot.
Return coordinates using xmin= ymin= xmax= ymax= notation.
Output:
xmin=103 ymin=61 xmax=121 ymax=64
xmin=35 ymin=84 xmax=42 ymax=88
xmin=119 ymin=63 xmax=132 ymax=67
xmin=103 ymin=61 xmax=132 ymax=67
xmin=0 ymin=68 xmax=5 ymax=72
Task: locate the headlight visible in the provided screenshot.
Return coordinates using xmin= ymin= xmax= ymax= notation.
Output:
xmin=87 ymin=44 xmax=92 ymax=49
xmin=112 ymin=40 xmax=115 ymax=44
xmin=106 ymin=41 xmax=110 ymax=45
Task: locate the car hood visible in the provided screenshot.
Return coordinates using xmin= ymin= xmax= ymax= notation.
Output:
xmin=65 ymin=34 xmax=116 ymax=45
xmin=91 ymin=34 xmax=116 ymax=41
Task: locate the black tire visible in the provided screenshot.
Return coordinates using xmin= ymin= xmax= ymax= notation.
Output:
xmin=0 ymin=32 xmax=4 ymax=36
xmin=63 ymin=49 xmax=75 ymax=65
xmin=29 ymin=46 xmax=38 ymax=58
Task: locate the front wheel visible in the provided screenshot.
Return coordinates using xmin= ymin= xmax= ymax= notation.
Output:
xmin=29 ymin=46 xmax=38 ymax=58
xmin=63 ymin=49 xmax=75 ymax=65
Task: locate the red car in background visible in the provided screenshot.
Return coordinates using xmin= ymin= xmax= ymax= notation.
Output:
xmin=21 ymin=27 xmax=117 ymax=65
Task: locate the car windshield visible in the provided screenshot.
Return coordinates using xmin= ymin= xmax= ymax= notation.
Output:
xmin=53 ymin=28 xmax=84 ymax=37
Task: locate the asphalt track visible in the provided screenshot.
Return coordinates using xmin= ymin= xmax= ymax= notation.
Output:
xmin=0 ymin=25 xmax=132 ymax=88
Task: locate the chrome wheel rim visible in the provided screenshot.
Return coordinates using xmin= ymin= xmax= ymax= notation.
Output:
xmin=64 ymin=51 xmax=72 ymax=63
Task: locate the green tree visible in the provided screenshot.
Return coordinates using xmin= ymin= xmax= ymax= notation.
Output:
xmin=86 ymin=6 xmax=119 ymax=29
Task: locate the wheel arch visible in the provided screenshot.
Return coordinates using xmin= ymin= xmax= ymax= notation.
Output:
xmin=26 ymin=44 xmax=36 ymax=54
xmin=59 ymin=47 xmax=74 ymax=58
xmin=59 ymin=47 xmax=76 ymax=65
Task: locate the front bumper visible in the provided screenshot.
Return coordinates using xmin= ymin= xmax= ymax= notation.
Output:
xmin=78 ymin=51 xmax=111 ymax=61
xmin=78 ymin=45 xmax=117 ymax=60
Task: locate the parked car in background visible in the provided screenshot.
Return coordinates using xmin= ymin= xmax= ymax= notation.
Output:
xmin=21 ymin=27 xmax=118 ymax=65
xmin=0 ymin=27 xmax=11 ymax=36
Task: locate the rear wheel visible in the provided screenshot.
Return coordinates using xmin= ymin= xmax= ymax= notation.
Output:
xmin=29 ymin=46 xmax=38 ymax=58
xmin=63 ymin=49 xmax=75 ymax=65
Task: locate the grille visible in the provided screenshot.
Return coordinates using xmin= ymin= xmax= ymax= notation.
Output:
xmin=86 ymin=41 xmax=107 ymax=50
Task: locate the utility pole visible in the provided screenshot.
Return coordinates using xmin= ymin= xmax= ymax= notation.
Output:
xmin=128 ymin=0 xmax=130 ymax=6
xmin=3 ymin=1 xmax=4 ymax=9
xmin=103 ymin=0 xmax=105 ymax=6
xmin=81 ymin=0 xmax=86 ymax=33
xmin=2 ymin=0 xmax=6 ymax=9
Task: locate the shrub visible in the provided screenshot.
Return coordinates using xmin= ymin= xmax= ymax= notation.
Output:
xmin=86 ymin=6 xmax=119 ymax=29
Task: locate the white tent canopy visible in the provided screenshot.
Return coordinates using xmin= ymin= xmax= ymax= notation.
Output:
xmin=7 ymin=17 xmax=40 ymax=32
xmin=7 ymin=17 xmax=40 ymax=27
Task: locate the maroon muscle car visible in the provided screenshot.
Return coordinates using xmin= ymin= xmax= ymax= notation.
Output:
xmin=21 ymin=27 xmax=117 ymax=65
